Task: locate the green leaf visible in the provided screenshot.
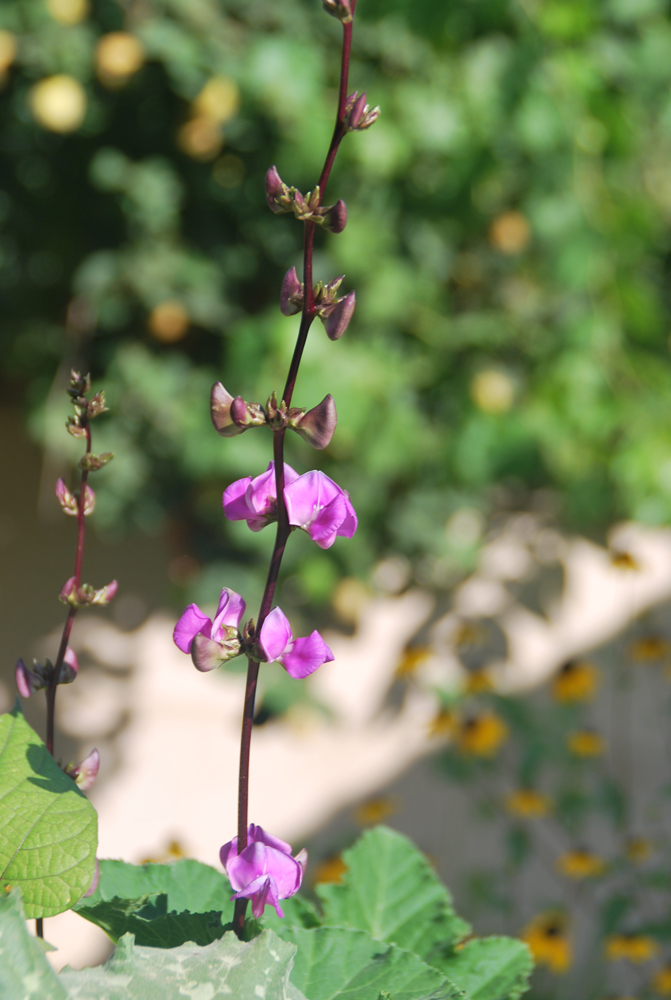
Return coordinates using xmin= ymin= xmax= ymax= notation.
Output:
xmin=59 ymin=929 xmax=307 ymax=1000
xmin=0 ymin=888 xmax=67 ymax=1000
xmin=433 ymin=938 xmax=533 ymax=1000
xmin=0 ymin=705 xmax=98 ymax=918
xmin=316 ymin=826 xmax=470 ymax=959
xmin=275 ymin=925 xmax=463 ymax=1000
xmin=74 ymin=858 xmax=234 ymax=947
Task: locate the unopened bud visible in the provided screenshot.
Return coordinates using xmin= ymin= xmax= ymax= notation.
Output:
xmin=230 ymin=396 xmax=266 ymax=430
xmin=322 ymin=0 xmax=352 ymax=22
xmin=79 ymin=452 xmax=114 ymax=472
xmin=60 ymin=576 xmax=77 ymax=604
xmin=82 ymin=485 xmax=96 ymax=516
xmin=323 ymin=290 xmax=356 ymax=340
xmin=322 ymin=199 xmax=347 ymax=234
xmin=191 ymin=628 xmax=241 ymax=672
xmin=58 ymin=646 xmax=79 ymax=685
xmin=15 ymin=659 xmax=43 ymax=698
xmin=91 ymin=580 xmax=118 ymax=605
xmin=265 ymin=165 xmax=292 ymax=214
xmin=87 ymin=391 xmax=108 ymax=418
xmin=66 ymin=416 xmax=87 ymax=439
xmin=56 ymin=478 xmax=78 ymax=516
xmin=66 ymin=748 xmax=100 ymax=791
xmin=69 ymin=370 xmax=91 ymax=396
xmin=280 ymin=267 xmax=304 ymax=316
xmin=211 ymin=383 xmax=239 ymax=437
xmin=344 ymin=91 xmax=379 ymax=131
xmin=288 ymin=394 xmax=337 ymax=450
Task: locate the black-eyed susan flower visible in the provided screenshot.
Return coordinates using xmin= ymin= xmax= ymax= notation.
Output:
xmin=552 ymin=660 xmax=600 ymax=703
xmin=567 ymin=730 xmax=605 ymax=757
xmin=629 ymin=635 xmax=671 ymax=664
xmin=456 ymin=712 xmax=508 ymax=757
xmin=521 ymin=913 xmax=572 ymax=974
xmin=313 ymin=853 xmax=347 ymax=885
xmin=556 ymin=849 xmax=606 ymax=879
xmin=605 ymin=934 xmax=658 ymax=964
xmin=354 ymin=796 xmax=398 ymax=826
xmin=610 ymin=549 xmax=641 ymax=571
xmin=465 ymin=667 xmax=494 ymax=694
xmin=652 ymin=965 xmax=671 ymax=994
xmin=427 ymin=708 xmax=459 ymax=739
xmin=506 ymin=789 xmax=553 ymax=819
xmin=396 ymin=646 xmax=431 ymax=678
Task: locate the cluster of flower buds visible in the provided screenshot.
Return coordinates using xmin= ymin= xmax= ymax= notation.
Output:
xmin=66 ymin=370 xmax=109 ymax=439
xmin=221 ymin=824 xmax=307 ymax=918
xmin=265 ymin=167 xmax=347 ymax=233
xmin=322 ymin=0 xmax=352 ymax=23
xmin=210 ymin=384 xmax=337 ymax=451
xmin=79 ymin=452 xmax=114 ymax=472
xmin=59 ymin=577 xmax=118 ymax=608
xmin=55 ymin=479 xmax=96 ymax=517
xmin=223 ymin=461 xmax=357 ymax=549
xmin=281 ymin=268 xmax=356 ymax=341
xmin=173 ymin=587 xmax=334 ymax=679
xmin=343 ymin=91 xmax=380 ymax=132
xmin=15 ymin=647 xmax=79 ymax=698
xmin=64 ymin=748 xmax=100 ymax=792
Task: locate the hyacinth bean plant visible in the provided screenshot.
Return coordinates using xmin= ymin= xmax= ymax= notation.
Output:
xmin=0 ymin=3 xmax=533 ymax=997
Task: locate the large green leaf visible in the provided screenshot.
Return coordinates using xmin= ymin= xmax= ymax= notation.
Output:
xmin=74 ymin=858 xmax=235 ymax=947
xmin=0 ymin=706 xmax=98 ymax=918
xmin=434 ymin=938 xmax=532 ymax=1000
xmin=0 ymin=888 xmax=67 ymax=1000
xmin=316 ymin=826 xmax=470 ymax=959
xmin=275 ymin=925 xmax=463 ymax=1000
xmin=59 ymin=930 xmax=306 ymax=1000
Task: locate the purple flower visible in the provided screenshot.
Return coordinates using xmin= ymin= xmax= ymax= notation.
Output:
xmin=259 ymin=607 xmax=334 ymax=679
xmin=280 ymin=267 xmax=304 ymax=316
xmin=223 ymin=462 xmax=300 ymax=531
xmin=66 ymin=748 xmax=100 ymax=791
xmin=173 ymin=587 xmax=246 ymax=671
xmin=323 ymin=199 xmax=347 ymax=234
xmin=288 ymin=394 xmax=337 ymax=450
xmin=220 ymin=824 xmax=307 ymax=918
xmin=284 ymin=470 xmax=357 ymax=549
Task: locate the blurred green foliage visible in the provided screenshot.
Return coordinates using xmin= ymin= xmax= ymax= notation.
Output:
xmin=3 ymin=0 xmax=671 ymax=613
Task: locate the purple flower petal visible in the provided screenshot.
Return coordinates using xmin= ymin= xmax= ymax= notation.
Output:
xmin=280 ymin=631 xmax=335 ymax=679
xmin=305 ymin=493 xmax=348 ymax=549
xmin=212 ymin=588 xmax=246 ymax=636
xmin=248 ymin=824 xmax=293 ymax=854
xmin=173 ymin=604 xmax=212 ymax=654
xmin=191 ymin=632 xmax=227 ymax=672
xmin=222 ymin=477 xmax=253 ymax=521
xmin=228 ymin=842 xmax=303 ymax=900
xmin=284 ymin=470 xmax=357 ymax=548
xmin=259 ymin=607 xmax=292 ymax=663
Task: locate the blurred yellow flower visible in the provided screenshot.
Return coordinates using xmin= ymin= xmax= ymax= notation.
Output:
xmin=551 ymin=660 xmax=599 ymax=703
xmin=470 ymin=370 xmax=514 ymax=414
xmin=148 ymin=301 xmax=189 ymax=343
xmin=354 ymin=796 xmax=398 ymax=826
xmin=556 ymin=849 xmax=605 ymax=879
xmin=610 ymin=549 xmax=641 ymax=571
xmin=629 ymin=635 xmax=671 ymax=663
xmin=428 ymin=708 xmax=459 ymax=739
xmin=396 ymin=646 xmax=431 ymax=678
xmin=605 ymin=934 xmax=658 ymax=964
xmin=489 ymin=210 xmax=531 ymax=255
xmin=453 ymin=621 xmax=486 ymax=649
xmin=29 ymin=75 xmax=86 ymax=133
xmin=47 ymin=0 xmax=89 ymax=25
xmin=567 ymin=730 xmax=605 ymax=757
xmin=652 ymin=965 xmax=671 ymax=994
xmin=456 ymin=712 xmax=508 ymax=757
xmin=140 ymin=838 xmax=187 ymax=864
xmin=626 ymin=837 xmax=653 ymax=865
xmin=313 ymin=854 xmax=347 ymax=885
xmin=0 ymin=31 xmax=17 ymax=76
xmin=96 ymin=32 xmax=144 ymax=88
xmin=193 ymin=77 xmax=239 ymax=123
xmin=178 ymin=117 xmax=223 ymax=161
xmin=521 ymin=913 xmax=571 ymax=974
xmin=506 ymin=789 xmax=552 ymax=819
xmin=465 ymin=668 xmax=494 ymax=694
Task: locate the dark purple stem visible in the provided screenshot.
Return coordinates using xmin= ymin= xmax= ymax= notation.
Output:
xmin=232 ymin=13 xmax=356 ymax=937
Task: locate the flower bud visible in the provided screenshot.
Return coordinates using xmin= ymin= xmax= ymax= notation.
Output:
xmin=15 ymin=659 xmax=43 ymax=698
xmin=322 ymin=0 xmax=352 ymax=23
xmin=66 ymin=748 xmax=100 ymax=791
xmin=83 ymin=484 xmax=96 ymax=516
xmin=66 ymin=415 xmax=87 ymax=438
xmin=58 ymin=646 xmax=79 ymax=685
xmin=344 ymin=91 xmax=380 ymax=132
xmin=69 ymin=370 xmax=91 ymax=396
xmin=211 ymin=382 xmax=238 ymax=437
xmin=288 ymin=395 xmax=337 ymax=450
xmin=56 ymin=478 xmax=78 ymax=515
xmin=230 ymin=396 xmax=266 ymax=430
xmin=79 ymin=452 xmax=114 ymax=472
xmin=60 ymin=576 xmax=77 ymax=604
xmin=322 ymin=199 xmax=347 ymax=234
xmin=323 ymin=290 xmax=356 ymax=340
xmin=91 ymin=580 xmax=118 ymax=605
xmin=191 ymin=628 xmax=242 ymax=672
xmin=265 ymin=165 xmax=292 ymax=214
xmin=87 ymin=391 xmax=108 ymax=418
xmin=280 ymin=267 xmax=304 ymax=316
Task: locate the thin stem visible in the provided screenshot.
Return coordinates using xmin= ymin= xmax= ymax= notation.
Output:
xmin=36 ymin=917 xmax=43 ymax=939
xmin=233 ymin=14 xmax=356 ymax=936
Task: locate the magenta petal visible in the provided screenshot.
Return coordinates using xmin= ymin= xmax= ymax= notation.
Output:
xmin=228 ymin=843 xmax=303 ymax=898
xmin=220 ymin=835 xmax=238 ymax=872
xmin=231 ymin=874 xmax=282 ymax=918
xmin=222 ymin=477 xmax=253 ymax=521
xmin=280 ymin=631 xmax=335 ymax=679
xmin=284 ymin=471 xmax=340 ymax=530
xmin=306 ymin=493 xmax=348 ymax=549
xmin=191 ymin=632 xmax=227 ymax=672
xmin=173 ymin=604 xmax=212 ymax=653
xmin=259 ymin=607 xmax=292 ymax=663
xmin=212 ymin=588 xmax=246 ymax=635
xmin=339 ymin=492 xmax=358 ymax=538
xmin=248 ymin=824 xmax=293 ymax=854
xmin=15 ymin=660 xmax=34 ymax=698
